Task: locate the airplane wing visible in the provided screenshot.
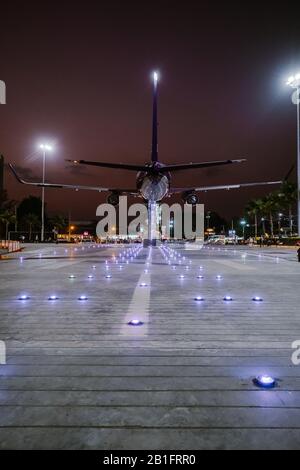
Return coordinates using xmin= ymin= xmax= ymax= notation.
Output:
xmin=9 ymin=164 xmax=138 ymax=195
xmin=169 ymin=180 xmax=282 ymax=194
xmin=66 ymin=159 xmax=148 ymax=172
xmin=159 ymin=158 xmax=246 ymax=172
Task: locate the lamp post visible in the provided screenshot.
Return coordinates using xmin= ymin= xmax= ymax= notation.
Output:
xmin=286 ymin=74 xmax=300 ymax=236
xmin=240 ymin=219 xmax=247 ymax=240
xmin=39 ymin=144 xmax=53 ymax=242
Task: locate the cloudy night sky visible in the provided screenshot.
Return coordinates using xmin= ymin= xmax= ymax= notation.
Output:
xmin=1 ymin=1 xmax=299 ymax=220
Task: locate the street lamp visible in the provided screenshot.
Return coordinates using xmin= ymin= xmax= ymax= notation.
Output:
xmin=39 ymin=143 xmax=53 ymax=242
xmin=240 ymin=219 xmax=247 ymax=240
xmin=286 ymin=73 xmax=300 ymax=236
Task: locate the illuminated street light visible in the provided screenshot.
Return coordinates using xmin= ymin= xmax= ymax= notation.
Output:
xmin=39 ymin=143 xmax=53 ymax=242
xmin=240 ymin=219 xmax=247 ymax=240
xmin=286 ymin=73 xmax=300 ymax=235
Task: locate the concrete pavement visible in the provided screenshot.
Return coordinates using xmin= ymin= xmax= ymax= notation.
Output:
xmin=0 ymin=242 xmax=300 ymax=449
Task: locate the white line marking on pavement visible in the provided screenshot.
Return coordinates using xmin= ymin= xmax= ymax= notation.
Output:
xmin=120 ymin=248 xmax=152 ymax=337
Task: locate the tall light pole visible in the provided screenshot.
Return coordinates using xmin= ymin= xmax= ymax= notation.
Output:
xmin=286 ymin=74 xmax=300 ymax=236
xmin=240 ymin=219 xmax=247 ymax=240
xmin=39 ymin=143 xmax=53 ymax=242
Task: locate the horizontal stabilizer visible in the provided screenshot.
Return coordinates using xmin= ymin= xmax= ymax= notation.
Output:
xmin=66 ymin=159 xmax=148 ymax=172
xmin=159 ymin=158 xmax=246 ymax=172
xmin=170 ymin=180 xmax=282 ymax=194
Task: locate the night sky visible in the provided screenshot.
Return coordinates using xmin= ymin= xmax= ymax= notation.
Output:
xmin=1 ymin=1 xmax=299 ymax=221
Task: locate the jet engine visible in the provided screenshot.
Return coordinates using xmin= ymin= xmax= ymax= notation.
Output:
xmin=107 ymin=192 xmax=120 ymax=206
xmin=182 ymin=191 xmax=199 ymax=205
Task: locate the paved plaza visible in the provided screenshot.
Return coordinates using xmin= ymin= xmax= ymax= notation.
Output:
xmin=0 ymin=242 xmax=300 ymax=449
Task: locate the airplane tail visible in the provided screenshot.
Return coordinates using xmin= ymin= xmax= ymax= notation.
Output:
xmin=151 ymin=71 xmax=159 ymax=162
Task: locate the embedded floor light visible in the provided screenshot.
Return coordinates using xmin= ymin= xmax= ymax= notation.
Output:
xmin=69 ymin=275 xmax=76 ymax=279
xmin=197 ymin=275 xmax=204 ymax=279
xmin=48 ymin=295 xmax=59 ymax=301
xmin=252 ymin=296 xmax=263 ymax=302
xmin=253 ymin=375 xmax=276 ymax=388
xmin=140 ymin=283 xmax=148 ymax=287
xmin=128 ymin=319 xmax=144 ymax=326
xmin=105 ymin=274 xmax=112 ymax=278
xmin=216 ymin=275 xmax=222 ymax=280
xmin=78 ymin=295 xmax=88 ymax=301
xmin=88 ymin=275 xmax=94 ymax=279
xmin=18 ymin=294 xmax=30 ymax=300
xmin=194 ymin=296 xmax=205 ymax=301
xmin=223 ymin=295 xmax=233 ymax=301
xmin=179 ymin=274 xmax=185 ymax=279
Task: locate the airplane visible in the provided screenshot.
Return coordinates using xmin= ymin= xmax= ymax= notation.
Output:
xmin=9 ymin=71 xmax=282 ymax=206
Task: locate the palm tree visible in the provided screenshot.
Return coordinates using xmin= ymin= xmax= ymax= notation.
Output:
xmin=26 ymin=213 xmax=40 ymax=241
xmin=252 ymin=198 xmax=267 ymax=235
xmin=50 ymin=214 xmax=68 ymax=233
xmin=262 ymin=194 xmax=279 ymax=238
xmin=245 ymin=199 xmax=261 ymax=238
xmin=0 ymin=210 xmax=16 ymax=241
xmin=276 ymin=182 xmax=297 ymax=234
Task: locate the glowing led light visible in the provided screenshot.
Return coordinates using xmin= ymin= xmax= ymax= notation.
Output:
xmin=69 ymin=275 xmax=76 ymax=279
xmin=48 ymin=295 xmax=58 ymax=301
xmin=105 ymin=274 xmax=112 ymax=278
xmin=179 ymin=274 xmax=185 ymax=279
xmin=252 ymin=296 xmax=263 ymax=302
xmin=197 ymin=275 xmax=204 ymax=279
xmin=216 ymin=275 xmax=222 ymax=280
xmin=18 ymin=294 xmax=30 ymax=300
xmin=88 ymin=275 xmax=94 ymax=279
xmin=153 ymin=71 xmax=159 ymax=84
xmin=128 ymin=319 xmax=144 ymax=326
xmin=92 ymin=265 xmax=96 ymax=269
xmin=78 ymin=295 xmax=88 ymax=301
xmin=140 ymin=283 xmax=148 ymax=287
xmin=253 ymin=375 xmax=276 ymax=388
xmin=223 ymin=296 xmax=233 ymax=301
xmin=194 ymin=296 xmax=204 ymax=301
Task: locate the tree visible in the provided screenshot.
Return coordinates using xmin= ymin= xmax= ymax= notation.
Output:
xmin=0 ymin=210 xmax=16 ymax=241
xmin=276 ymin=182 xmax=297 ymax=234
xmin=17 ymin=196 xmax=43 ymax=230
xmin=50 ymin=214 xmax=68 ymax=234
xmin=26 ymin=213 xmax=40 ymax=241
xmin=245 ymin=199 xmax=261 ymax=238
xmin=262 ymin=193 xmax=280 ymax=238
